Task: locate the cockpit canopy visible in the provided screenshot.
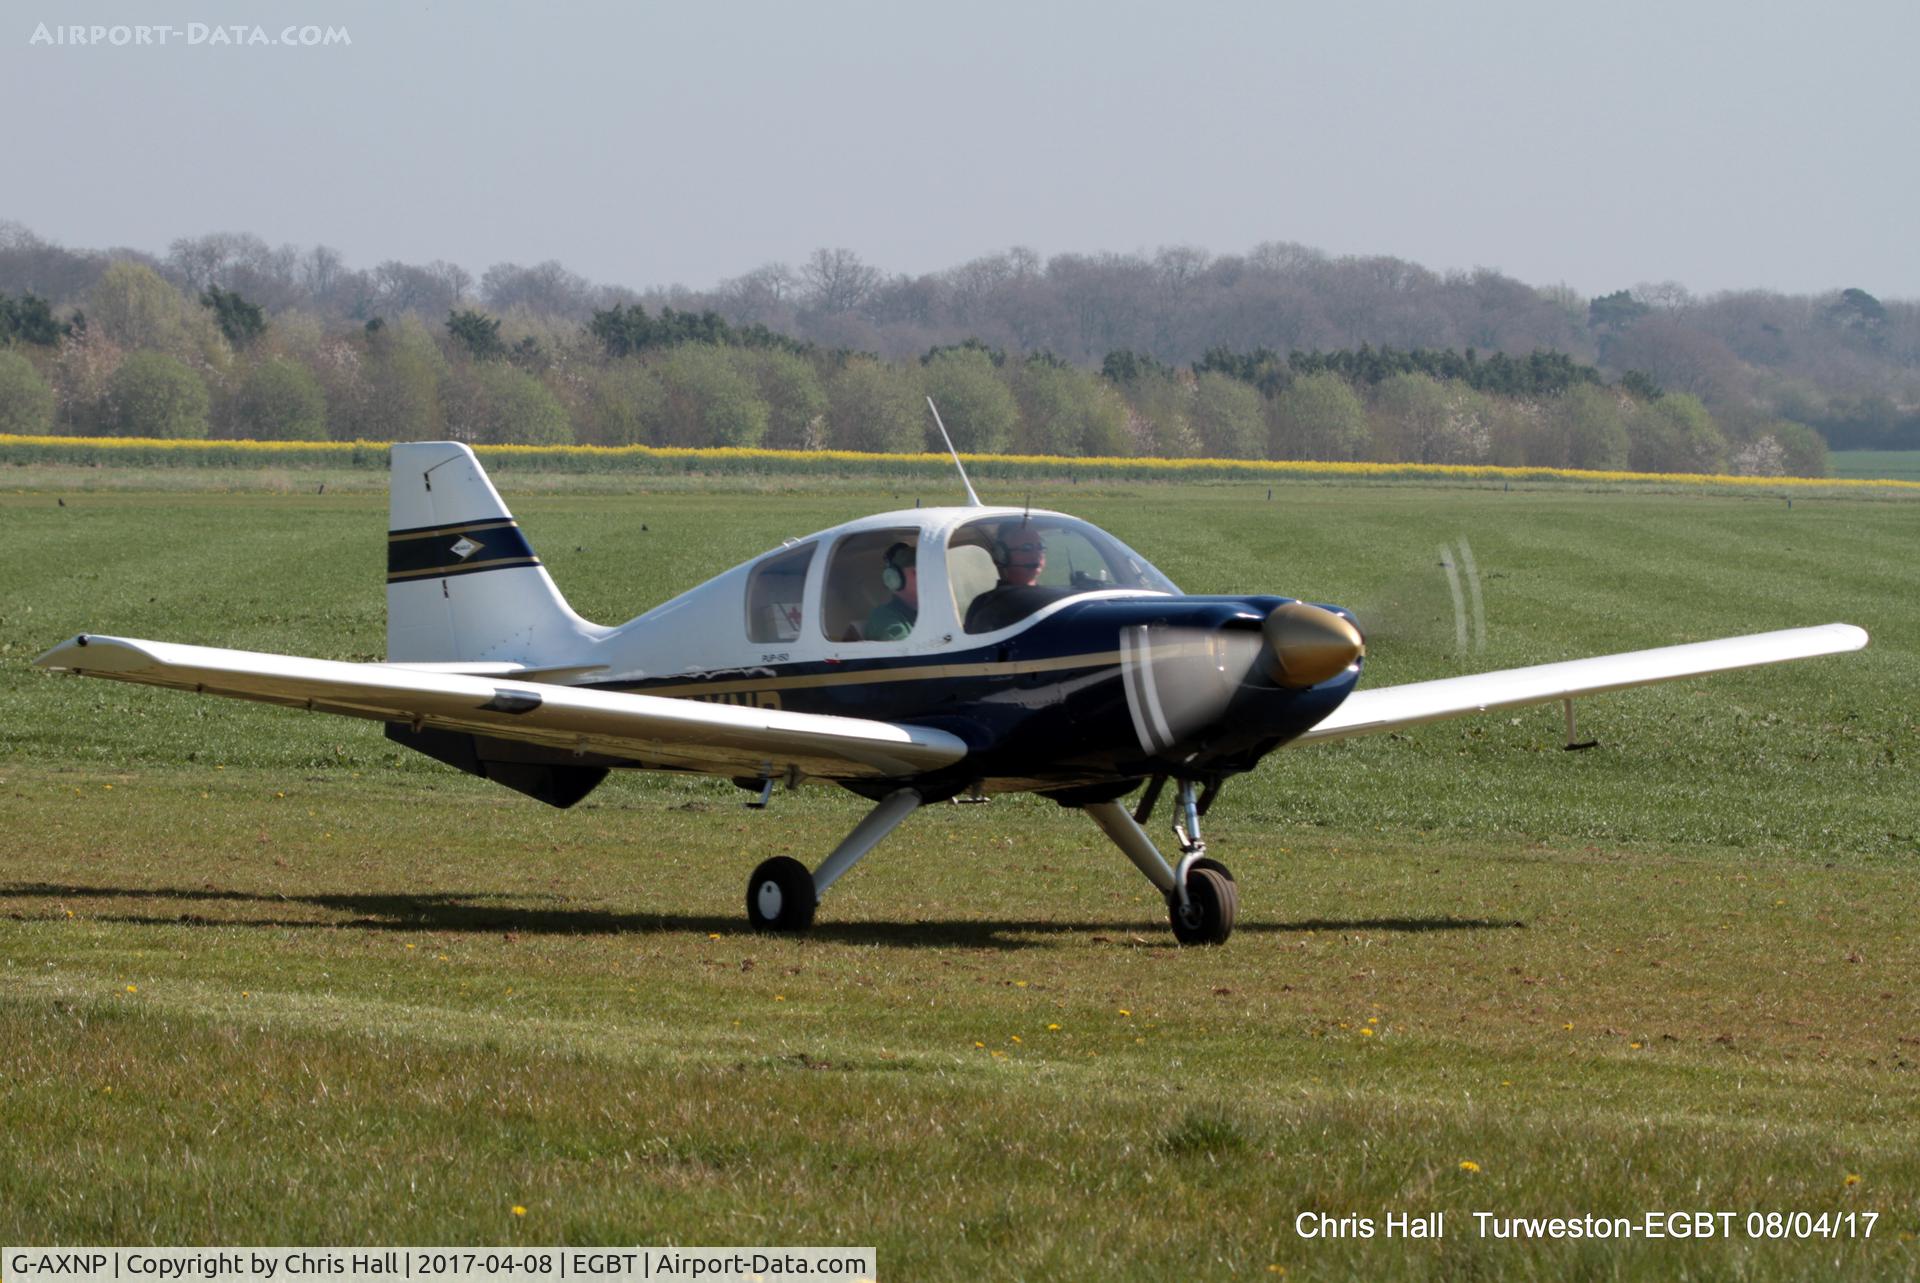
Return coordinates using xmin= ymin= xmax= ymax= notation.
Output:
xmin=736 ymin=510 xmax=1178 ymax=648
xmin=946 ymin=514 xmax=1177 ymax=634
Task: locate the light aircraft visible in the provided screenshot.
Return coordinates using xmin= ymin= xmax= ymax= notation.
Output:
xmin=36 ymin=436 xmax=1868 ymax=943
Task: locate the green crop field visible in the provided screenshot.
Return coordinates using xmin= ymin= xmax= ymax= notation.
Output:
xmin=1832 ymin=450 xmax=1920 ymax=482
xmin=2 ymin=469 xmax=1916 ymax=1280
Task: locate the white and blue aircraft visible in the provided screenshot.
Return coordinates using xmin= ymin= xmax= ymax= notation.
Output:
xmin=36 ymin=440 xmax=1868 ymax=943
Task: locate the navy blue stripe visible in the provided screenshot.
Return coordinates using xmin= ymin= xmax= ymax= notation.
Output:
xmin=388 ymin=517 xmax=520 ymax=540
xmin=387 ymin=524 xmax=537 ymax=578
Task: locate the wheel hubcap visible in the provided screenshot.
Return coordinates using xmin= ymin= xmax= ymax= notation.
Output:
xmin=756 ymin=880 xmax=784 ymax=919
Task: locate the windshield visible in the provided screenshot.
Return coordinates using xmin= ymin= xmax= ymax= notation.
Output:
xmin=949 ymin=514 xmax=1177 ymax=634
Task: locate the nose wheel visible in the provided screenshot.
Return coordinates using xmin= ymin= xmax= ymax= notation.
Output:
xmin=1169 ymin=859 xmax=1237 ymax=945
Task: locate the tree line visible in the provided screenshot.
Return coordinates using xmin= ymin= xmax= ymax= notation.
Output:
xmin=1 ymin=221 xmax=1892 ymax=476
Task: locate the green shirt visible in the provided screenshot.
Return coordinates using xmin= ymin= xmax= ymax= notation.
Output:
xmin=864 ymin=596 xmax=916 ymax=641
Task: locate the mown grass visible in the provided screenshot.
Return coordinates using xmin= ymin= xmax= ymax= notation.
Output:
xmin=2 ymin=473 xmax=1917 ymax=1279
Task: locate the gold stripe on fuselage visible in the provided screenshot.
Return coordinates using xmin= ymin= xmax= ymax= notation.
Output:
xmin=633 ymin=649 xmax=1129 ymax=699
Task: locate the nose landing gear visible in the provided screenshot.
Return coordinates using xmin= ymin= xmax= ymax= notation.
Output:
xmin=1086 ymin=779 xmax=1238 ymax=944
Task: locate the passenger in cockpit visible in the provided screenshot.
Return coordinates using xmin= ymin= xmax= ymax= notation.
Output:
xmin=864 ymin=542 xmax=919 ymax=640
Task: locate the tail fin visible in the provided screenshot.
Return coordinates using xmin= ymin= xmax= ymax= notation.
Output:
xmin=386 ymin=442 xmax=605 ymax=663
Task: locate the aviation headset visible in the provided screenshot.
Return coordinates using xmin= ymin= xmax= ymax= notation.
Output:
xmin=881 ymin=541 xmax=916 ymax=592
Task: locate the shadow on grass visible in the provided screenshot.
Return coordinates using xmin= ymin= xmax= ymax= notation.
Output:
xmin=4 ymin=882 xmax=1525 ymax=949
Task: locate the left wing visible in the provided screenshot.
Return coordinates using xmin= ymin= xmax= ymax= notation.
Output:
xmin=33 ymin=635 xmax=967 ymax=780
xmin=1293 ymin=623 xmax=1868 ymax=745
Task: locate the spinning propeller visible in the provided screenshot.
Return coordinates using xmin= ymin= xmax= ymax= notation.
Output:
xmin=1119 ymin=602 xmax=1363 ymax=757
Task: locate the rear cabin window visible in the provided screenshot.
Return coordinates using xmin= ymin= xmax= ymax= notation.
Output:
xmin=744 ymin=542 xmax=815 ymax=643
xmin=821 ymin=528 xmax=920 ymax=642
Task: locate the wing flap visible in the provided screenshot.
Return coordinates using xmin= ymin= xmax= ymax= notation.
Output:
xmin=1295 ymin=623 xmax=1868 ymax=744
xmin=34 ymin=635 xmax=968 ymax=780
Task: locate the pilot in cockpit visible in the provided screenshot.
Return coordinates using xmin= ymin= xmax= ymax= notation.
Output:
xmin=964 ymin=520 xmax=1071 ymax=633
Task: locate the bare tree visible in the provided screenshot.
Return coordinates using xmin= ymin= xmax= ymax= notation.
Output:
xmin=481 ymin=260 xmax=596 ymax=318
xmin=715 ymin=262 xmax=799 ymax=327
xmin=799 ymin=248 xmax=881 ymax=315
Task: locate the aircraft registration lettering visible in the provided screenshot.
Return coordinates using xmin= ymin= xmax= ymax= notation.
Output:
xmin=683 ymin=690 xmax=783 ymax=711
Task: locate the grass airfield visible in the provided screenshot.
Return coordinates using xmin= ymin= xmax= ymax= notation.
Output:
xmin=2 ymin=470 xmax=1916 ymax=1280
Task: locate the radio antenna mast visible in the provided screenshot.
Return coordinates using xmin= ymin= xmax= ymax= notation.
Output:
xmin=925 ymin=397 xmax=982 ymax=507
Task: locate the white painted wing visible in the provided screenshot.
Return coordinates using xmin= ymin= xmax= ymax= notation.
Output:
xmin=33 ymin=635 xmax=967 ymax=780
xmin=1294 ymin=623 xmax=1869 ymax=745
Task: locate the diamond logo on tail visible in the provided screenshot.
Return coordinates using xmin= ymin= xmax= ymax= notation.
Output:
xmin=449 ymin=536 xmax=483 ymax=560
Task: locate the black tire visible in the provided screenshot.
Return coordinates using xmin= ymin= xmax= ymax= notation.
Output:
xmin=1190 ymin=857 xmax=1238 ymax=924
xmin=1168 ymin=866 xmax=1235 ymax=945
xmin=746 ymin=856 xmax=817 ymax=932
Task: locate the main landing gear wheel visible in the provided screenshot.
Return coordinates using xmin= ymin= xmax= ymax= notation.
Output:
xmin=1169 ymin=863 xmax=1236 ymax=946
xmin=747 ymin=856 xmax=816 ymax=932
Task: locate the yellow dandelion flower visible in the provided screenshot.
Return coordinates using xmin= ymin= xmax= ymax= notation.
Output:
xmin=1010 ymin=1035 xmax=1022 ymax=1044
xmin=1359 ymin=1027 xmax=1375 ymax=1037
xmin=774 ymin=994 xmax=785 ymax=1001
xmin=707 ymin=933 xmax=721 ymax=940
xmin=1459 ymin=1160 xmax=1481 ymax=1173
xmin=511 ymin=1205 xmax=526 ymax=1217
xmin=125 ymin=984 xmax=137 ymax=994
xmin=1047 ymin=1023 xmax=1060 ymax=1031
xmin=1630 ymin=1041 xmax=1643 ymax=1050
xmin=1562 ymin=1022 xmax=1574 ymax=1031
xmin=1845 ymin=1174 xmax=1862 ymax=1187
xmin=405 ymin=943 xmax=416 ymax=950
xmin=1014 ymin=980 xmax=1027 ymax=987
xmin=973 ymin=1041 xmax=985 ymax=1048
xmin=1118 ymin=1008 xmax=1131 ymax=1016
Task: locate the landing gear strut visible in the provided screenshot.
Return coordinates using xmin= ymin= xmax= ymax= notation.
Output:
xmin=745 ymin=787 xmax=922 ymax=932
xmin=1086 ymin=779 xmax=1237 ymax=944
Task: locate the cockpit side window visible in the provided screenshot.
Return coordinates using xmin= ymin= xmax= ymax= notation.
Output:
xmin=951 ymin=515 xmax=1177 ymax=634
xmin=821 ymin=528 xmax=920 ymax=642
xmin=744 ymin=542 xmax=815 ymax=643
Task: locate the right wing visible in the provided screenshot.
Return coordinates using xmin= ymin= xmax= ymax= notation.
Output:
xmin=33 ymin=635 xmax=968 ymax=781
xmin=1293 ymin=623 xmax=1868 ymax=744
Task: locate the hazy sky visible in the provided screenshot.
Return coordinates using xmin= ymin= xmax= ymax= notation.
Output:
xmin=7 ymin=0 xmax=1916 ymax=300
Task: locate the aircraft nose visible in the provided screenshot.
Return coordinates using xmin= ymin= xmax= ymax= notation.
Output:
xmin=1261 ymin=602 xmax=1365 ymax=689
